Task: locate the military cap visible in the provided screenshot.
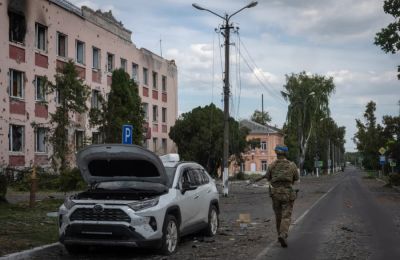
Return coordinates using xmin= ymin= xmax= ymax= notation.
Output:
xmin=275 ymin=145 xmax=288 ymax=154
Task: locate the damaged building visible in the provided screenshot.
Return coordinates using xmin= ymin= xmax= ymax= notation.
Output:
xmin=0 ymin=0 xmax=178 ymax=168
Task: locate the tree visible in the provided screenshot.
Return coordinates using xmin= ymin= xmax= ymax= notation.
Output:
xmin=353 ymin=101 xmax=384 ymax=170
xmin=169 ymin=104 xmax=248 ymax=176
xmin=251 ymin=110 xmax=271 ymax=125
xmin=375 ymin=0 xmax=400 ymax=79
xmin=282 ymin=72 xmax=335 ymax=174
xmin=101 ymin=69 xmax=144 ymax=144
xmin=48 ymin=61 xmax=90 ymax=172
xmin=381 ymin=109 xmax=400 ymax=171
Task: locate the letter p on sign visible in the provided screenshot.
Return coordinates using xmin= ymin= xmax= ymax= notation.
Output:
xmin=122 ymin=124 xmax=133 ymax=144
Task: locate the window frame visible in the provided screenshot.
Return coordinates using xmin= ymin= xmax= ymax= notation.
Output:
xmin=132 ymin=63 xmax=139 ymax=83
xmin=162 ymin=107 xmax=167 ymax=123
xmin=162 ymin=75 xmax=167 ymax=92
xmin=56 ymin=32 xmax=67 ymax=57
xmin=143 ymin=67 xmax=148 ymax=85
xmin=35 ymin=75 xmax=46 ymax=102
xmin=261 ymin=160 xmax=268 ymax=171
xmin=91 ymin=89 xmax=101 ymax=109
xmin=152 ymin=71 xmax=158 ymax=89
xmin=35 ymin=23 xmax=47 ymax=51
xmin=120 ymin=58 xmax=127 ymax=72
xmin=162 ymin=138 xmax=167 ymax=154
xmin=35 ymin=127 xmax=47 ymax=153
xmin=75 ymin=40 xmax=85 ymax=65
xmin=9 ymin=12 xmax=26 ymax=44
xmin=261 ymin=141 xmax=267 ymax=151
xmin=9 ymin=124 xmax=24 ymax=152
xmin=107 ymin=53 xmax=114 ymax=72
xmin=75 ymin=130 xmax=84 ymax=151
xmin=92 ymin=46 xmax=100 ymax=70
xmin=142 ymin=102 xmax=149 ymax=121
xmin=9 ymin=69 xmax=24 ymax=99
xmin=152 ymin=105 xmax=158 ymax=122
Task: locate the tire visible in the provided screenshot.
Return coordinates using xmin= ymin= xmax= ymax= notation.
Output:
xmin=160 ymin=214 xmax=179 ymax=255
xmin=64 ymin=244 xmax=86 ymax=255
xmin=204 ymin=205 xmax=219 ymax=237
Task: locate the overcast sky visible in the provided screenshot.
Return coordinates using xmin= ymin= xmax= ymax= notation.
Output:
xmin=71 ymin=0 xmax=399 ymax=152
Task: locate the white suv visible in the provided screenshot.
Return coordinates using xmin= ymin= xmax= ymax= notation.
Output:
xmin=58 ymin=144 xmax=219 ymax=255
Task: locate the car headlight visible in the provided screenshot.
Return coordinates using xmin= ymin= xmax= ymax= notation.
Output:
xmin=127 ymin=197 xmax=159 ymax=212
xmin=63 ymin=196 xmax=76 ymax=210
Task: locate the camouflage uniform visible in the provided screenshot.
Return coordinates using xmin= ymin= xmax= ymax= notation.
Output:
xmin=266 ymin=158 xmax=299 ymax=241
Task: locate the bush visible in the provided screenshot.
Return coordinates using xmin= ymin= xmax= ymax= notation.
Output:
xmin=236 ymin=172 xmax=247 ymax=180
xmin=59 ymin=168 xmax=87 ymax=192
xmin=0 ymin=174 xmax=7 ymax=202
xmin=388 ymin=173 xmax=400 ymax=186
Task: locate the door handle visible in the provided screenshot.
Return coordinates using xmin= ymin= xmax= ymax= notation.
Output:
xmin=194 ymin=195 xmax=199 ymax=199
xmin=207 ymin=189 xmax=211 ymax=193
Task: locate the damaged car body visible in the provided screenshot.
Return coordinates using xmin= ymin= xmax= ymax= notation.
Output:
xmin=58 ymin=144 xmax=220 ymax=255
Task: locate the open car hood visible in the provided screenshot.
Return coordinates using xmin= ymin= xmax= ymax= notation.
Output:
xmin=76 ymin=144 xmax=168 ymax=186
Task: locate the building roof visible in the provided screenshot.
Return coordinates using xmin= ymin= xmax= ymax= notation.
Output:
xmin=240 ymin=119 xmax=282 ymax=135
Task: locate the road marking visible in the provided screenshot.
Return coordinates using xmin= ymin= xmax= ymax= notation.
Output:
xmin=0 ymin=242 xmax=60 ymax=260
xmin=255 ymin=180 xmax=341 ymax=260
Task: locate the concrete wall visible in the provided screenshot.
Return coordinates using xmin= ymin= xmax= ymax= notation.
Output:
xmin=0 ymin=0 xmax=178 ymax=168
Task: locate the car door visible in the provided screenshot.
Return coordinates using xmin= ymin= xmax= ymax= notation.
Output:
xmin=176 ymin=166 xmax=201 ymax=229
xmin=196 ymin=168 xmax=214 ymax=223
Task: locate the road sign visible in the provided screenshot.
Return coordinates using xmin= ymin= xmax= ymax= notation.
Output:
xmin=379 ymin=147 xmax=386 ymax=155
xmin=122 ymin=124 xmax=133 ymax=144
xmin=390 ymin=161 xmax=397 ymax=167
xmin=314 ymin=161 xmax=323 ymax=168
xmin=379 ymin=155 xmax=386 ymax=165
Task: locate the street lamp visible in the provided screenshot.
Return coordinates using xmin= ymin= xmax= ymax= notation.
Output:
xmin=193 ymin=1 xmax=258 ymax=196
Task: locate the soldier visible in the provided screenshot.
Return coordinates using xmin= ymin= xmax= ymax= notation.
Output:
xmin=254 ymin=145 xmax=299 ymax=247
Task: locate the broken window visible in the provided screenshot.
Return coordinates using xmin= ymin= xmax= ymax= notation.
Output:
xmin=9 ymin=124 xmax=24 ymax=152
xmin=57 ymin=32 xmax=67 ymax=57
xmin=107 ymin=53 xmax=114 ymax=72
xmin=76 ymin=40 xmax=85 ymax=64
xmin=35 ymin=76 xmax=45 ymax=101
xmin=120 ymin=58 xmax=127 ymax=72
xmin=35 ymin=128 xmax=46 ymax=153
xmin=92 ymin=47 xmax=100 ymax=69
xmin=9 ymin=12 xmax=26 ymax=43
xmin=91 ymin=90 xmax=100 ymax=109
xmin=162 ymin=75 xmax=167 ymax=92
xmin=75 ymin=130 xmax=84 ymax=151
xmin=35 ymin=23 xmax=47 ymax=51
xmin=92 ymin=132 xmax=102 ymax=144
xmin=9 ymin=69 xmax=24 ymax=98
xmin=152 ymin=71 xmax=158 ymax=89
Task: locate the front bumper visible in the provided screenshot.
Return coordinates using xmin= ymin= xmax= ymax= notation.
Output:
xmin=60 ymin=223 xmax=161 ymax=248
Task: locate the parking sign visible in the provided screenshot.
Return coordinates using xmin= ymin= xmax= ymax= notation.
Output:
xmin=122 ymin=124 xmax=133 ymax=144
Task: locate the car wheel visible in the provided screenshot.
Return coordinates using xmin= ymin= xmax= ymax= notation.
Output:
xmin=160 ymin=214 xmax=179 ymax=255
xmin=205 ymin=205 xmax=219 ymax=237
xmin=64 ymin=244 xmax=86 ymax=255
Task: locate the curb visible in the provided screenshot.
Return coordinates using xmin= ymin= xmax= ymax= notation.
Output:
xmin=0 ymin=242 xmax=60 ymax=260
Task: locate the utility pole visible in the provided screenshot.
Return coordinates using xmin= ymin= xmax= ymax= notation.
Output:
xmin=193 ymin=1 xmax=258 ymax=196
xmin=327 ymin=139 xmax=331 ymax=174
xmin=262 ymin=93 xmax=264 ymax=123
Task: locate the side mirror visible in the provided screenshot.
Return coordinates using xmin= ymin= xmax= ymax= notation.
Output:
xmin=181 ymin=182 xmax=197 ymax=194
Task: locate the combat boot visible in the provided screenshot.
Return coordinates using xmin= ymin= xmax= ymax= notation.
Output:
xmin=278 ymin=235 xmax=288 ymax=248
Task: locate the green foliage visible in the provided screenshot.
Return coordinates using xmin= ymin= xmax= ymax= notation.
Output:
xmin=169 ymin=103 xmax=248 ymax=176
xmin=388 ymin=173 xmax=400 ymax=186
xmin=0 ymin=174 xmax=7 ymax=202
xmin=47 ymin=61 xmax=90 ymax=172
xmin=282 ymin=72 xmax=336 ymax=173
xmin=251 ymin=110 xmax=271 ymax=125
xmin=248 ymin=138 xmax=261 ymax=150
xmin=375 ymin=0 xmax=400 ymax=79
xmin=59 ymin=168 xmax=87 ymax=192
xmin=353 ymin=101 xmax=384 ymax=170
xmin=101 ymin=69 xmax=144 ymax=144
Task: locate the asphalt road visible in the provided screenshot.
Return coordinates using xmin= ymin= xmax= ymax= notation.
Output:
xmin=261 ymin=166 xmax=400 ymax=260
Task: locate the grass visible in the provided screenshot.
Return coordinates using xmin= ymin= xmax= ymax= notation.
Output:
xmin=0 ymin=198 xmax=63 ymax=256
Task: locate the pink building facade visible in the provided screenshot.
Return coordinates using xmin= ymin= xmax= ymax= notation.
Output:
xmin=231 ymin=120 xmax=285 ymax=175
xmin=0 ymin=0 xmax=178 ymax=168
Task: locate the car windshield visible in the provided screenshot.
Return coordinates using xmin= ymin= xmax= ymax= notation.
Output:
xmin=165 ymin=167 xmax=176 ymax=187
xmin=94 ymin=181 xmax=167 ymax=194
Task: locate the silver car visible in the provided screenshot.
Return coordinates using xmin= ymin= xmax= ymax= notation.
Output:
xmin=58 ymin=144 xmax=219 ymax=255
